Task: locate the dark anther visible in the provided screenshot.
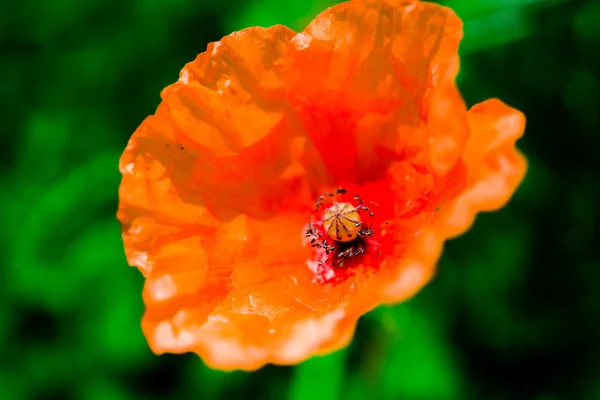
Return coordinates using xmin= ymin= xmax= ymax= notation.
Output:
xmin=336 ymin=188 xmax=347 ymax=194
xmin=369 ymin=212 xmax=374 ymax=217
xmin=357 ymin=226 xmax=374 ymax=238
xmin=355 ymin=221 xmax=361 ymax=227
xmin=310 ymin=238 xmax=316 ymax=243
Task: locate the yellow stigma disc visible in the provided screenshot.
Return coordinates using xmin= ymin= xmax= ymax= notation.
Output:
xmin=323 ymin=202 xmax=361 ymax=243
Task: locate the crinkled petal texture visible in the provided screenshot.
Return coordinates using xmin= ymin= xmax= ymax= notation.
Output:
xmin=118 ymin=0 xmax=526 ymax=371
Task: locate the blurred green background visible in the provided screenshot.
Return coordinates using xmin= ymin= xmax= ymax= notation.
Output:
xmin=1 ymin=0 xmax=598 ymax=399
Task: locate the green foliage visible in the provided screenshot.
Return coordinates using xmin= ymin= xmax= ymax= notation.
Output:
xmin=1 ymin=0 xmax=597 ymax=399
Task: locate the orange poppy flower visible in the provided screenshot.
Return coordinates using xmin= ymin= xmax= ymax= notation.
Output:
xmin=117 ymin=0 xmax=526 ymax=371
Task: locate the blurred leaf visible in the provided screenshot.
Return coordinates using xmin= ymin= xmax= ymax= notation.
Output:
xmin=77 ymin=376 xmax=131 ymax=400
xmin=6 ymin=149 xmax=120 ymax=309
xmin=225 ymin=0 xmax=337 ymax=32
xmin=459 ymin=217 xmax=531 ymax=349
xmin=461 ymin=9 xmax=534 ymax=54
xmin=367 ymin=304 xmax=461 ymax=400
xmin=564 ymin=69 xmax=599 ymax=126
xmin=445 ymin=0 xmax=569 ymax=20
xmin=290 ymin=350 xmax=347 ymax=400
xmin=184 ymin=363 xmax=246 ymax=400
xmin=0 ymin=370 xmax=27 ymax=400
xmin=573 ymin=1 xmax=600 ymax=40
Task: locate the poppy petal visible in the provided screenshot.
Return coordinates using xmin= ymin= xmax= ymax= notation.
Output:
xmin=284 ymin=0 xmax=463 ymax=184
xmin=288 ymin=0 xmax=462 ymax=100
xmin=119 ymin=25 xmax=350 ymax=371
xmin=381 ymin=98 xmax=526 ymax=301
xmin=140 ymin=210 xmax=370 ymax=370
xmin=439 ymin=98 xmax=527 ymax=238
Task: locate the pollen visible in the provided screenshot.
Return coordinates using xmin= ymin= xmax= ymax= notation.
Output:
xmin=322 ymin=202 xmax=362 ymax=243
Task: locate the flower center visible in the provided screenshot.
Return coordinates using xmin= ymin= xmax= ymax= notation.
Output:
xmin=322 ymin=202 xmax=361 ymax=243
xmin=304 ymin=189 xmax=381 ymax=282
